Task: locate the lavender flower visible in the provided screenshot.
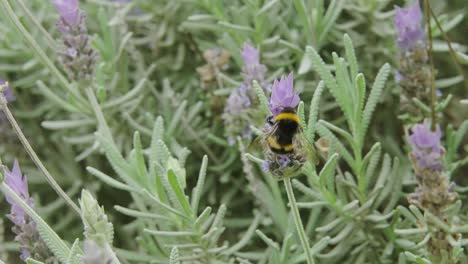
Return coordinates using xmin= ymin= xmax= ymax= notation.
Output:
xmin=52 ymin=0 xmax=80 ymax=28
xmin=241 ymin=43 xmax=268 ymax=90
xmin=394 ymin=2 xmax=431 ymax=122
xmin=269 ymin=73 xmax=300 ymax=116
xmin=3 ymin=161 xmax=57 ymax=263
xmin=52 ymin=0 xmax=98 ymax=81
xmin=4 ymin=160 xmax=32 ymax=226
xmin=394 ymin=2 xmax=425 ymax=52
xmin=223 ymin=43 xmax=269 ymax=144
xmin=407 ymin=120 xmax=444 ymax=171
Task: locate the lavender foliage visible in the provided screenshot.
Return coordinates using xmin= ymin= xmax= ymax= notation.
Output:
xmin=0 ymin=0 xmax=466 ymax=263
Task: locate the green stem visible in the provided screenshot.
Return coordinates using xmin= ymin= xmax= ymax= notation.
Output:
xmin=283 ymin=178 xmax=315 ymax=264
xmin=0 ymin=0 xmax=89 ymax=111
xmin=0 ymin=100 xmax=81 ymax=215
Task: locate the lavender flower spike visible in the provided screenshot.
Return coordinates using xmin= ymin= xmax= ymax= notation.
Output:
xmin=51 ymin=0 xmax=80 ymax=27
xmin=52 ymin=0 xmax=98 ymax=81
xmin=269 ymin=73 xmax=300 ymax=116
xmin=4 ymin=160 xmax=31 ymax=226
xmin=394 ymin=2 xmax=425 ymax=51
xmin=3 ymin=160 xmax=56 ymax=263
xmin=407 ymin=120 xmax=444 ymax=171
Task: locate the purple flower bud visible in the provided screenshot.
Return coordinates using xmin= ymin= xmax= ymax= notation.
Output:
xmin=394 ymin=2 xmax=426 ymax=51
xmin=52 ymin=0 xmax=80 ymax=28
xmin=394 ymin=70 xmax=403 ymax=83
xmin=224 ymin=85 xmax=251 ymax=116
xmin=269 ymin=73 xmax=300 ymax=116
xmin=0 ymin=79 xmax=14 ymax=102
xmin=407 ymin=120 xmax=444 ymax=170
xmin=262 ymin=160 xmax=270 ymax=172
xmin=242 ymin=43 xmax=259 ymax=66
xmin=277 ymin=155 xmax=291 ymax=168
xmin=241 ymin=44 xmax=267 ymax=89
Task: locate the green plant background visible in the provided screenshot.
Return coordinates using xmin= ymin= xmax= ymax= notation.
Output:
xmin=0 ymin=0 xmax=467 ymax=263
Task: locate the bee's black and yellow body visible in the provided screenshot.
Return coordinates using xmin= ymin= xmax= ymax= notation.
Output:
xmin=266 ymin=107 xmax=300 ymax=154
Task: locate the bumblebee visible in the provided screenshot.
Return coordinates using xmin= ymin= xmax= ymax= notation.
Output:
xmin=264 ymin=107 xmax=301 ymax=154
xmin=260 ymin=107 xmax=316 ymax=179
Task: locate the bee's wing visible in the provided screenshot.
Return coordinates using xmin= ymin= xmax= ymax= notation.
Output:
xmin=294 ymin=129 xmax=318 ymax=164
xmin=248 ymin=123 xmax=278 ymax=152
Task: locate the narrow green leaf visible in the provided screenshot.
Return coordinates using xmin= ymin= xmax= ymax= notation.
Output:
xmin=292 ymin=0 xmax=312 ymax=41
xmin=167 ymin=100 xmax=187 ymax=135
xmin=225 ymin=212 xmax=261 ymax=254
xmin=26 ymin=259 xmax=45 ymax=264
xmin=167 ymin=170 xmax=192 ymax=217
xmin=344 ymin=34 xmax=358 ymax=79
xmin=297 ymin=101 xmax=306 ymax=128
xmin=194 ymin=206 xmax=212 ymax=228
xmin=86 ymin=167 xmax=140 ymax=193
xmin=360 ymin=63 xmax=391 ymax=145
xmin=310 ymin=236 xmax=330 ymax=255
xmin=355 ymin=74 xmax=366 ymax=127
xmin=307 ymin=81 xmax=325 ymax=141
xmin=66 ymin=238 xmax=81 ymax=264
xmin=253 ymin=80 xmax=270 ymax=115
xmin=319 ymin=153 xmax=339 ymax=192
xmin=95 ymin=133 xmax=136 ymax=186
xmin=256 ymin=229 xmax=280 ymax=251
xmin=306 ymin=46 xmax=349 ymax=121
xmin=318 ymin=120 xmax=355 ymax=149
xmin=133 ymin=132 xmax=148 ymax=185
xmin=191 ymin=155 xmax=208 ymax=213
xmin=114 ymin=205 xmax=170 ymax=221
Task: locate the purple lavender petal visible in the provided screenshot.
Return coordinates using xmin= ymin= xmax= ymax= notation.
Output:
xmin=242 ymin=43 xmax=259 ymax=66
xmin=4 ymin=160 xmax=31 ymax=225
xmin=52 ymin=0 xmax=80 ymax=27
xmin=269 ymin=73 xmax=300 ymax=115
xmin=407 ymin=120 xmax=444 ymax=170
xmin=277 ymin=155 xmax=291 ymax=168
xmin=394 ymin=2 xmax=426 ymax=51
xmin=0 ymin=79 xmax=14 ymax=102
xmin=262 ymin=160 xmax=270 ymax=172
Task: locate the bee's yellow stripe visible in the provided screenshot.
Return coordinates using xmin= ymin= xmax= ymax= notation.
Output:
xmin=274 ymin=112 xmax=299 ymax=123
xmin=267 ymin=136 xmax=282 ymax=149
xmin=283 ymin=144 xmax=294 ymax=151
xmin=267 ymin=137 xmax=294 ymax=152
